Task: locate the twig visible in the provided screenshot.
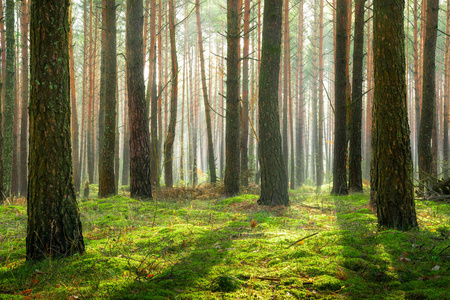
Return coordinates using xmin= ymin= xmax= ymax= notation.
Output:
xmin=438 ymin=245 xmax=450 ymax=256
xmin=239 ymin=275 xmax=281 ymax=282
xmin=287 ymin=232 xmax=319 ymax=248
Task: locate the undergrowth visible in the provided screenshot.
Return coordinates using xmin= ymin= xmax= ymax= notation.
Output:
xmin=0 ymin=186 xmax=449 ymax=299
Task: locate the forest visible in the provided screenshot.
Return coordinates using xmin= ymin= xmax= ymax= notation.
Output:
xmin=0 ymin=0 xmax=449 ymax=299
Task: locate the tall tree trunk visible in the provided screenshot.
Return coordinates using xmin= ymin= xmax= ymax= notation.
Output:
xmin=68 ymin=2 xmax=79 ymax=193
xmin=282 ymin=0 xmax=289 ymax=188
xmin=444 ymin=0 xmax=450 ymax=178
xmin=87 ymin=0 xmax=95 ymax=184
xmin=195 ymin=0 xmax=217 ymax=184
xmin=317 ymin=0 xmax=324 ymax=189
xmin=331 ymin=0 xmax=348 ymax=195
xmin=148 ymin=0 xmax=158 ymax=187
xmin=418 ymin=0 xmax=439 ymax=192
xmin=257 ymin=0 xmax=289 ymax=206
xmin=27 ymin=0 xmax=85 ymax=260
xmin=413 ymin=0 xmax=420 ymax=168
xmin=348 ymin=0 xmax=365 ymax=192
xmin=372 ymin=0 xmax=417 ymax=230
xmin=224 ymin=0 xmax=240 ymax=196
xmin=163 ymin=0 xmax=178 ymax=188
xmin=99 ymin=0 xmax=116 ymax=198
xmin=127 ymin=0 xmax=153 ymax=198
xmin=4 ymin=0 xmax=15 ymax=195
xmin=240 ymin=0 xmax=250 ymax=187
xmin=11 ymin=24 xmax=19 ymax=197
xmin=296 ymin=0 xmax=304 ymax=187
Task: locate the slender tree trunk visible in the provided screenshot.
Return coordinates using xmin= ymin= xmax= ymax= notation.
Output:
xmin=296 ymin=0 xmax=304 ymax=187
xmin=282 ymin=0 xmax=289 ymax=188
xmin=127 ymin=0 xmax=153 ymax=198
xmin=372 ymin=0 xmax=417 ymax=230
xmin=87 ymin=0 xmax=94 ymax=184
xmin=444 ymin=0 xmax=450 ymax=178
xmin=27 ymin=0 xmax=85 ymax=260
xmin=258 ymin=0 xmax=289 ymax=206
xmin=418 ymin=0 xmax=439 ymax=192
xmin=240 ymin=0 xmax=250 ymax=187
xmin=4 ymin=0 xmax=15 ymax=195
xmin=69 ymin=2 xmax=79 ymax=193
xmin=195 ymin=0 xmax=217 ymax=184
xmin=11 ymin=25 xmax=19 ymax=197
xmin=224 ymin=0 xmax=240 ymax=196
xmin=331 ymin=0 xmax=348 ymax=195
xmin=148 ymin=0 xmax=158 ymax=187
xmin=349 ymin=0 xmax=365 ymax=192
xmin=163 ymin=0 xmax=178 ymax=188
xmin=99 ymin=0 xmax=116 ymax=198
xmin=317 ymin=0 xmax=324 ymax=189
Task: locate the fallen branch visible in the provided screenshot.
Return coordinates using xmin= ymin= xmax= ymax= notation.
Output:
xmin=426 ymin=195 xmax=450 ymax=202
xmin=438 ymin=245 xmax=450 ymax=256
xmin=287 ymin=232 xmax=319 ymax=248
xmin=239 ymin=275 xmax=281 ymax=282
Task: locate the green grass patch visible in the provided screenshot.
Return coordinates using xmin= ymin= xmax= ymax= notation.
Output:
xmin=1 ymin=188 xmax=449 ymax=299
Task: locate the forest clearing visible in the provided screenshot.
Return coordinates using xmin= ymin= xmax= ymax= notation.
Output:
xmin=0 ymin=185 xmax=449 ymax=299
xmin=1 ymin=0 xmax=450 ymax=298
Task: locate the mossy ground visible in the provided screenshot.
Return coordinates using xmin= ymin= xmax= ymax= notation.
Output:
xmin=0 ymin=185 xmax=449 ymax=299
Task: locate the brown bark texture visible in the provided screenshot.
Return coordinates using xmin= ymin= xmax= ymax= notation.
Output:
xmin=349 ymin=0 xmax=365 ymax=192
xmin=164 ymin=0 xmax=178 ymax=188
xmin=126 ymin=0 xmax=152 ymax=198
xmin=257 ymin=0 xmax=289 ymax=206
xmin=418 ymin=0 xmax=439 ymax=190
xmin=99 ymin=0 xmax=117 ymax=198
xmin=372 ymin=0 xmax=418 ymax=230
xmin=331 ymin=0 xmax=348 ymax=195
xmin=224 ymin=0 xmax=240 ymax=196
xmin=27 ymin=0 xmax=85 ymax=260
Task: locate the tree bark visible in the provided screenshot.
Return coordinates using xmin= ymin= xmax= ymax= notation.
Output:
xmin=296 ymin=0 xmax=304 ymax=187
xmin=4 ymin=0 xmax=15 ymax=195
xmin=164 ymin=0 xmax=178 ymax=188
xmin=257 ymin=0 xmax=289 ymax=206
xmin=224 ymin=0 xmax=240 ymax=196
xmin=372 ymin=0 xmax=418 ymax=230
xmin=68 ymin=3 xmax=79 ymax=194
xmin=240 ymin=0 xmax=250 ymax=187
xmin=99 ymin=0 xmax=117 ymax=198
xmin=418 ymin=0 xmax=439 ymax=192
xmin=349 ymin=0 xmax=365 ymax=192
xmin=195 ymin=0 xmax=217 ymax=184
xmin=27 ymin=0 xmax=85 ymax=260
xmin=126 ymin=0 xmax=153 ymax=198
xmin=331 ymin=0 xmax=348 ymax=195
xmin=444 ymin=0 xmax=450 ymax=178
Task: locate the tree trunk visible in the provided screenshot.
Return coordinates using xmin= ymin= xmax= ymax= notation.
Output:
xmin=163 ymin=0 xmax=178 ymax=188
xmin=282 ymin=0 xmax=289 ymax=188
xmin=148 ymin=0 xmax=158 ymax=188
xmin=418 ymin=0 xmax=439 ymax=192
xmin=87 ymin=0 xmax=95 ymax=184
xmin=372 ymin=0 xmax=418 ymax=230
xmin=348 ymin=0 xmax=365 ymax=192
xmin=257 ymin=0 xmax=289 ymax=206
xmin=317 ymin=0 xmax=324 ymax=189
xmin=99 ymin=0 xmax=117 ymax=198
xmin=126 ymin=0 xmax=153 ymax=198
xmin=444 ymin=0 xmax=450 ymax=178
xmin=27 ymin=0 xmax=85 ymax=260
xmin=224 ymin=0 xmax=240 ymax=196
xmin=68 ymin=3 xmax=79 ymax=194
xmin=331 ymin=0 xmax=348 ymax=195
xmin=195 ymin=0 xmax=217 ymax=184
xmin=240 ymin=0 xmax=250 ymax=187
xmin=4 ymin=0 xmax=15 ymax=195
xmin=296 ymin=0 xmax=304 ymax=187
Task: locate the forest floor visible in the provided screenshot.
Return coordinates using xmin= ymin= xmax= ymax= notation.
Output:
xmin=0 ymin=184 xmax=449 ymax=300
